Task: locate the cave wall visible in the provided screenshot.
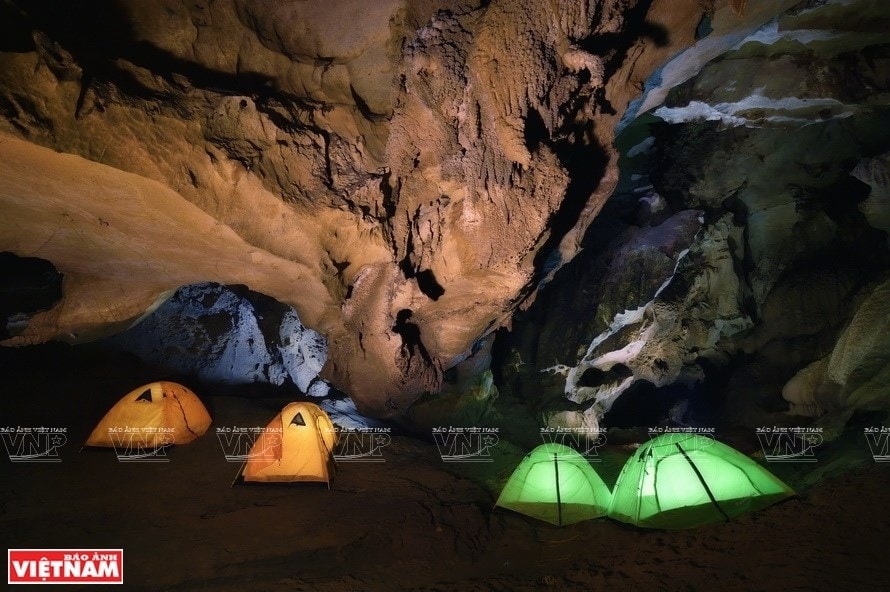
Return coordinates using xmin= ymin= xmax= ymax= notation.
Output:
xmin=101 ymin=283 xmax=330 ymax=394
xmin=0 ymin=0 xmax=714 ymax=416
xmin=503 ymin=0 xmax=890 ymax=434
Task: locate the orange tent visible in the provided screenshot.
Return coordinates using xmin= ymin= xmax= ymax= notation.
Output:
xmin=85 ymin=381 xmax=211 ymax=448
xmin=243 ymin=402 xmax=337 ymax=486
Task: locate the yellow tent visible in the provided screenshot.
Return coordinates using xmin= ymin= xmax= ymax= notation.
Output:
xmin=243 ymin=402 xmax=337 ymax=486
xmin=85 ymin=381 xmax=212 ymax=448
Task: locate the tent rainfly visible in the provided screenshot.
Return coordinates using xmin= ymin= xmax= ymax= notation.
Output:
xmin=242 ymin=402 xmax=338 ymax=486
xmin=85 ymin=381 xmax=211 ymax=448
xmin=609 ymin=433 xmax=795 ymax=529
xmin=495 ymin=443 xmax=612 ymax=526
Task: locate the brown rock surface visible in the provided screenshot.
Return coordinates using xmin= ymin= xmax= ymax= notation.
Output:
xmin=0 ymin=0 xmax=708 ymax=416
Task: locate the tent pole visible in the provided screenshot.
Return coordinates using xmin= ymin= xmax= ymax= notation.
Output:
xmin=553 ymin=453 xmax=562 ymax=527
xmin=675 ymin=443 xmax=730 ymax=522
xmin=230 ymin=461 xmax=246 ymax=488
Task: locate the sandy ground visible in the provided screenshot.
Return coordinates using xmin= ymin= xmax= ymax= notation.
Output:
xmin=2 ymin=344 xmax=889 ymax=591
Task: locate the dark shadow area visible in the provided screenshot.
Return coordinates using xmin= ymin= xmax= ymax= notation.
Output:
xmin=578 ymin=0 xmax=670 ymax=116
xmin=603 ymin=380 xmax=692 ymax=429
xmin=0 ymin=341 xmax=172 ymax=429
xmin=380 ymin=171 xmax=399 ymax=221
xmin=523 ymin=107 xmax=548 ymax=153
xmin=578 ymin=363 xmax=633 ymax=388
xmin=0 ymin=0 xmax=35 ymax=52
xmin=801 ymin=172 xmax=875 ymax=228
xmin=582 ymin=0 xmax=670 ymax=56
xmin=11 ymin=0 xmax=276 ymax=101
xmin=0 ymin=252 xmax=63 ymax=340
xmin=581 ymin=1 xmax=670 ymax=57
xmin=527 ymin=129 xmax=611 ymax=290
xmin=415 ymin=269 xmax=445 ymax=301
xmin=695 ymin=13 xmax=714 ymax=40
xmin=350 ymin=84 xmax=388 ymax=122
xmin=648 ymin=119 xmax=725 ymax=207
xmin=519 ymin=0 xmax=680 ymax=298
xmin=392 ymin=308 xmax=433 ymax=365
xmin=502 ymin=176 xmax=641 ymax=373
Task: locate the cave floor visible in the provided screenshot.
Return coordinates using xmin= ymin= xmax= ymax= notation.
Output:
xmin=2 ymin=345 xmax=889 ymax=591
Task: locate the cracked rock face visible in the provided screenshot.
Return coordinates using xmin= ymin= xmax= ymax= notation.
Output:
xmin=0 ymin=0 xmax=704 ymax=416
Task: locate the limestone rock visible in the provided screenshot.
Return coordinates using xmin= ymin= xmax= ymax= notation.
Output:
xmin=0 ymin=0 xmax=707 ymax=417
xmin=783 ymin=278 xmax=890 ymax=436
xmin=552 ymin=214 xmax=751 ymax=431
xmin=504 ymin=0 xmax=890 ymax=435
xmin=103 ymin=283 xmax=329 ymax=393
xmin=403 ymin=369 xmax=498 ymax=432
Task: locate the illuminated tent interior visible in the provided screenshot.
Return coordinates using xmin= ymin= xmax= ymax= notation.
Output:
xmin=495 ymin=443 xmax=612 ymax=526
xmin=84 ymin=381 xmax=212 ymax=448
xmin=1 ymin=0 xmax=890 ymax=589
xmin=241 ymin=401 xmax=337 ymax=485
xmin=608 ymin=433 xmax=795 ymax=529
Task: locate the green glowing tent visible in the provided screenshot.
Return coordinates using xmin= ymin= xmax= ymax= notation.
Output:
xmin=608 ymin=433 xmax=795 ymax=529
xmin=495 ymin=443 xmax=611 ymax=526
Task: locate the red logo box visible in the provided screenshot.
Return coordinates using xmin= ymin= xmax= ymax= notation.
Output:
xmin=8 ymin=549 xmax=123 ymax=585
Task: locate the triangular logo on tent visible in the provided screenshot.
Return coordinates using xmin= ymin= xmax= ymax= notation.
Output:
xmin=241 ymin=402 xmax=338 ymax=486
xmin=84 ymin=382 xmax=212 ymax=451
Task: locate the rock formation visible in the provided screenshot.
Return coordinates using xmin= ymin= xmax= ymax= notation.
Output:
xmin=0 ymin=0 xmax=708 ymax=416
xmin=4 ymin=0 xmax=885 ymax=434
xmin=103 ymin=283 xmax=330 ymax=394
xmin=504 ymin=0 xmax=890 ymax=434
xmin=782 ymin=278 xmax=890 ymax=437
